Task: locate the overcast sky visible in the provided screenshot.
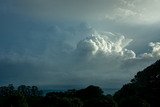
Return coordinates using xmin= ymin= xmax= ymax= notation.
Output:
xmin=0 ymin=0 xmax=160 ymax=88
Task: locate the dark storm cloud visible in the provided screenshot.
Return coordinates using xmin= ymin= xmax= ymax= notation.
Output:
xmin=0 ymin=20 xmax=159 ymax=88
xmin=0 ymin=0 xmax=160 ymax=88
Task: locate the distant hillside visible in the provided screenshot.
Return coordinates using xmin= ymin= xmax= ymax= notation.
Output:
xmin=114 ymin=59 xmax=160 ymax=107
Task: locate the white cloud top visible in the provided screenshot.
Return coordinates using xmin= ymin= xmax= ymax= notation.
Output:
xmin=76 ymin=34 xmax=135 ymax=60
xmin=142 ymin=42 xmax=160 ymax=58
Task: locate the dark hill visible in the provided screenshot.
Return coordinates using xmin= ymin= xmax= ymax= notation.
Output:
xmin=114 ymin=59 xmax=160 ymax=107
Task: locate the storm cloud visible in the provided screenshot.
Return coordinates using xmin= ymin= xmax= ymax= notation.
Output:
xmin=0 ymin=0 xmax=160 ymax=88
xmin=0 ymin=23 xmax=159 ymax=88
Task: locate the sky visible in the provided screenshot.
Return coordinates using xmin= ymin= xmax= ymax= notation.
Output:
xmin=0 ymin=0 xmax=160 ymax=88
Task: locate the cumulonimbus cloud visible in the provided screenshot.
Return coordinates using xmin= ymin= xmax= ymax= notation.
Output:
xmin=0 ymin=23 xmax=159 ymax=88
xmin=75 ymin=32 xmax=136 ymax=60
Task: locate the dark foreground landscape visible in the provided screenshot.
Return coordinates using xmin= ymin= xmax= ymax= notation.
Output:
xmin=0 ymin=60 xmax=160 ymax=107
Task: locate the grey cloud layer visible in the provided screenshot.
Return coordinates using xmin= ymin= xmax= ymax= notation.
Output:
xmin=2 ymin=0 xmax=160 ymax=23
xmin=0 ymin=0 xmax=160 ymax=88
xmin=0 ymin=23 xmax=159 ymax=88
xmin=0 ymin=0 xmax=115 ymax=21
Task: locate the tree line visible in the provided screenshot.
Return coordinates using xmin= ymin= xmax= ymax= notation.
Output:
xmin=0 ymin=59 xmax=160 ymax=107
xmin=0 ymin=84 xmax=117 ymax=107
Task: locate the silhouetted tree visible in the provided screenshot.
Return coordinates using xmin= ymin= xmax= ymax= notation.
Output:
xmin=17 ymin=85 xmax=42 ymax=97
xmin=9 ymin=93 xmax=28 ymax=107
xmin=76 ymin=85 xmax=103 ymax=100
xmin=114 ymin=59 xmax=160 ymax=107
xmin=0 ymin=84 xmax=15 ymax=97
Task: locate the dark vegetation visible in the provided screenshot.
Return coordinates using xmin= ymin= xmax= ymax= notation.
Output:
xmin=114 ymin=59 xmax=160 ymax=107
xmin=0 ymin=59 xmax=160 ymax=107
xmin=0 ymin=85 xmax=117 ymax=107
